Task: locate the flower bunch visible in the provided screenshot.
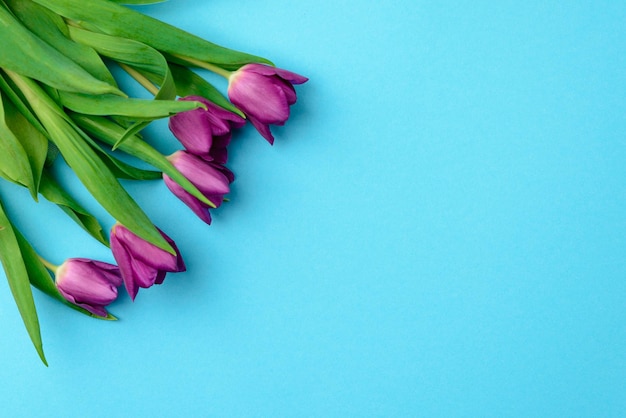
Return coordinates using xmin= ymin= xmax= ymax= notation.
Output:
xmin=0 ymin=0 xmax=307 ymax=365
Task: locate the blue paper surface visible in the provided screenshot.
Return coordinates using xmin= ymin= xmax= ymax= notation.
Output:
xmin=1 ymin=0 xmax=625 ymax=416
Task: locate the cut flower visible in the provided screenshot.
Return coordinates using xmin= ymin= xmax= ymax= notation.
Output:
xmin=110 ymin=223 xmax=186 ymax=300
xmin=164 ymin=150 xmax=231 ymax=225
xmin=169 ymin=96 xmax=245 ymax=160
xmin=55 ymin=258 xmax=123 ymax=317
xmin=228 ymin=63 xmax=308 ymax=144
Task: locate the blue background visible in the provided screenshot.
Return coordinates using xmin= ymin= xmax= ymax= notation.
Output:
xmin=1 ymin=0 xmax=625 ymax=416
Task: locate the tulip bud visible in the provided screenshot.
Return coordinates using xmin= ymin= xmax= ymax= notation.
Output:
xmin=169 ymin=96 xmax=245 ymax=161
xmin=55 ymin=258 xmax=122 ymax=317
xmin=164 ymin=150 xmax=231 ymax=225
xmin=228 ymin=63 xmax=308 ymax=144
xmin=110 ymin=223 xmax=185 ymax=300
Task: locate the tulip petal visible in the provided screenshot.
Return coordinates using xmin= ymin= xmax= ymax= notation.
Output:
xmin=89 ymin=260 xmax=124 ymax=287
xmin=161 ymin=232 xmax=186 ymax=273
xmin=169 ymin=107 xmax=214 ymax=156
xmin=212 ymin=161 xmax=235 ymax=183
xmin=164 ymin=174 xmax=213 ymax=224
xmin=55 ymin=259 xmax=121 ymax=315
xmin=111 ymin=232 xmax=141 ymax=299
xmin=229 ymin=72 xmax=290 ymax=123
xmin=170 ymin=96 xmax=244 ymax=159
xmin=170 ymin=151 xmax=230 ymax=196
xmin=277 ymin=78 xmax=298 ymax=105
xmin=244 ymin=64 xmax=309 ymax=84
xmin=208 ymin=145 xmax=228 ymax=165
xmin=155 ymin=270 xmax=167 ymax=285
xmin=110 ymin=224 xmax=184 ymax=300
xmin=114 ymin=225 xmax=180 ymax=271
xmin=247 ymin=115 xmax=275 ymax=144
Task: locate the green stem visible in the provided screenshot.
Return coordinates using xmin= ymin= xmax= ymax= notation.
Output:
xmin=171 ymin=54 xmax=232 ymax=79
xmin=38 ymin=256 xmax=58 ymax=273
xmin=119 ymin=63 xmax=159 ymax=96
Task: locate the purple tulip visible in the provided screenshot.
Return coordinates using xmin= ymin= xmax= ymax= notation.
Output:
xmin=55 ymin=258 xmax=123 ymax=317
xmin=110 ymin=223 xmax=186 ymax=301
xmin=227 ymin=63 xmax=308 ymax=144
xmin=169 ymin=96 xmax=245 ymax=160
xmin=163 ymin=150 xmax=231 ymax=225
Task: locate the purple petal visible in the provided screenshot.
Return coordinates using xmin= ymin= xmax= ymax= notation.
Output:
xmin=276 ymin=77 xmax=298 ymax=105
xmin=208 ymin=145 xmax=228 ymax=165
xmin=169 ymin=108 xmax=214 ymax=156
xmin=164 ymin=174 xmax=213 ymax=224
xmin=60 ymin=293 xmax=108 ymax=317
xmin=161 ymin=230 xmax=186 ymax=272
xmin=56 ymin=260 xmax=120 ymax=304
xmin=88 ymin=260 xmax=123 ymax=287
xmin=247 ymin=115 xmax=275 ymax=144
xmin=113 ymin=225 xmax=179 ymax=272
xmin=154 ymin=270 xmax=167 ymax=285
xmin=229 ymin=72 xmax=291 ymax=124
xmin=170 ymin=151 xmax=230 ymax=196
xmin=206 ymin=103 xmax=246 ymax=129
xmin=110 ymin=235 xmax=141 ymax=300
xmin=243 ymin=64 xmax=309 ymax=84
xmin=211 ymin=162 xmax=235 ymax=183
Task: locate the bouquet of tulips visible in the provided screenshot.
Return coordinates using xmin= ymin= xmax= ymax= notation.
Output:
xmin=0 ymin=0 xmax=307 ymax=364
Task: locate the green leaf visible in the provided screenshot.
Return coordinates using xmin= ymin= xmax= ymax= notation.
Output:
xmin=0 ymin=71 xmax=47 ymax=135
xmin=71 ymin=112 xmax=217 ymax=208
xmin=95 ymin=146 xmax=163 ymax=180
xmin=5 ymin=0 xmax=117 ymax=86
xmin=31 ymin=0 xmax=271 ymax=70
xmin=68 ymin=25 xmax=175 ymax=101
xmin=66 ymin=26 xmax=180 ymax=149
xmin=0 ymin=91 xmax=36 ymax=196
xmin=39 ymin=171 xmax=109 ymax=245
xmin=2 ymin=91 xmax=48 ymax=196
xmin=0 ymin=4 xmax=123 ymax=95
xmin=0 ymin=197 xmax=47 ymax=365
xmin=6 ymin=71 xmax=174 ymax=254
xmin=13 ymin=227 xmax=116 ymax=320
xmin=57 ymin=91 xmax=204 ymax=119
xmin=40 ymin=86 xmax=165 ymax=181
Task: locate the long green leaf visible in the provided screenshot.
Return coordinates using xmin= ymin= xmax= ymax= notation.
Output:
xmin=94 ymin=147 xmax=162 ymax=180
xmin=68 ymin=25 xmax=175 ymax=100
xmin=68 ymin=26 xmax=179 ymax=150
xmin=2 ymin=91 xmax=48 ymax=196
xmin=39 ymin=171 xmax=108 ymax=245
xmin=5 ymin=0 xmax=117 ymax=86
xmin=57 ymin=91 xmax=203 ymax=119
xmin=6 ymin=71 xmax=174 ymax=254
xmin=0 ymin=197 xmax=47 ymax=365
xmin=31 ymin=0 xmax=271 ymax=70
xmin=0 ymin=71 xmax=46 ymax=135
xmin=0 ymin=4 xmax=123 ymax=95
xmin=0 ymin=91 xmax=36 ymax=196
xmin=71 ymin=112 xmax=217 ymax=208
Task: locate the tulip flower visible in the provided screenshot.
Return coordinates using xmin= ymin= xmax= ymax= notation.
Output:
xmin=169 ymin=96 xmax=245 ymax=160
xmin=227 ymin=63 xmax=308 ymax=144
xmin=163 ymin=150 xmax=231 ymax=225
xmin=55 ymin=258 xmax=123 ymax=317
xmin=110 ymin=223 xmax=186 ymax=300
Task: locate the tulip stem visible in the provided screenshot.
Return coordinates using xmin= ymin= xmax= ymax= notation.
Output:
xmin=39 ymin=257 xmax=58 ymax=273
xmin=171 ymin=54 xmax=232 ymax=79
xmin=119 ymin=63 xmax=160 ymax=96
